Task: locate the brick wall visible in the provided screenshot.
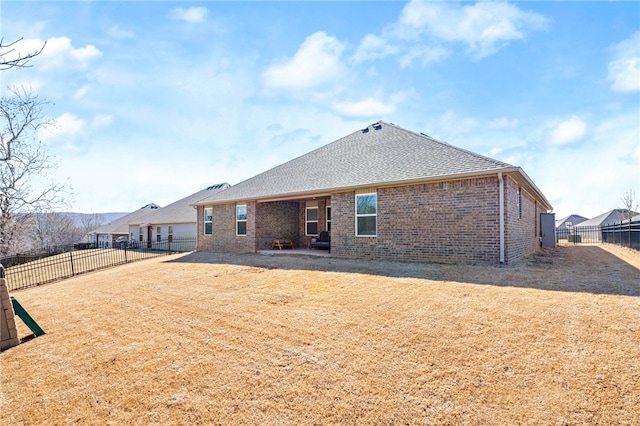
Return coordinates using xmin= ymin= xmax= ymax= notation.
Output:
xmin=256 ymin=202 xmax=299 ymax=250
xmin=504 ymin=176 xmax=542 ymax=262
xmin=332 ymin=177 xmax=502 ymax=264
xmin=197 ymin=202 xmax=257 ymax=253
xmin=196 ymin=174 xmax=544 ymax=264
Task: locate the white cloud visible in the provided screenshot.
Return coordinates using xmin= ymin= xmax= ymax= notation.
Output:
xmin=488 ymin=117 xmax=519 ymax=130
xmin=332 ymin=90 xmax=412 ymax=118
xmin=30 ymin=37 xmax=102 ymax=70
xmin=72 ymin=85 xmax=89 ymax=99
xmin=350 ymin=0 xmax=549 ymax=68
xmin=91 ymin=114 xmax=113 ymax=128
xmin=262 ymin=32 xmax=346 ymax=91
xmin=399 ymin=45 xmax=450 ymax=68
xmin=550 ymin=116 xmax=587 ymax=145
xmin=0 ymin=37 xmax=45 ymax=66
xmin=169 ymin=7 xmax=209 ymax=23
xmin=352 ymin=34 xmax=398 ymax=63
xmin=107 ymin=25 xmax=135 ymax=39
xmin=39 ymin=113 xmax=85 ymax=145
xmin=332 ymin=98 xmax=396 ymax=118
xmin=534 ymin=112 xmax=639 ymax=219
xmin=70 ymin=44 xmax=101 ymax=64
xmin=434 ymin=110 xmax=480 ymax=140
xmin=398 ymin=0 xmax=549 ymax=59
xmin=607 ymin=31 xmax=640 ymax=92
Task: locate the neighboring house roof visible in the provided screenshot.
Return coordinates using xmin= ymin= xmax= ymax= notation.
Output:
xmin=128 ymin=183 xmax=231 ymax=226
xmin=555 ymin=214 xmax=588 ymax=230
xmin=194 ymin=121 xmax=552 ymax=210
xmin=90 ymin=203 xmax=161 ymax=235
xmin=575 ymin=209 xmax=640 ymax=227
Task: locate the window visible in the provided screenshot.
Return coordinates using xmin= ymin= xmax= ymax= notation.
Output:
xmin=356 ymin=193 xmax=377 ymax=236
xmin=326 ymin=206 xmax=332 ymax=232
xmin=204 ymin=208 xmax=213 ymax=235
xmin=517 ymin=187 xmax=522 ymax=219
xmin=306 ymin=207 xmax=318 ymax=235
xmin=236 ymin=205 xmax=247 ymax=236
xmin=168 ymin=226 xmax=173 ymax=243
xmin=139 ymin=227 xmax=143 ymax=242
xmin=156 ymin=226 xmax=162 ymax=242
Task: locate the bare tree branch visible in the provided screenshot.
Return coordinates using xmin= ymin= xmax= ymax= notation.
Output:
xmin=620 ymin=189 xmax=638 ymax=223
xmin=0 ymin=38 xmax=46 ymax=70
xmin=1 ymin=86 xmax=72 ymax=255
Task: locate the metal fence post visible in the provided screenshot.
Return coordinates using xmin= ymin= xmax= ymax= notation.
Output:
xmin=69 ymin=250 xmax=75 ymax=276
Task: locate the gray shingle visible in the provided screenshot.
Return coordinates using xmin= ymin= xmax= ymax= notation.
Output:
xmin=575 ymin=209 xmax=640 ymax=227
xmin=195 ymin=121 xmax=515 ymax=205
xmin=91 ymin=203 xmax=161 ymax=235
xmin=129 ymin=183 xmax=230 ymax=225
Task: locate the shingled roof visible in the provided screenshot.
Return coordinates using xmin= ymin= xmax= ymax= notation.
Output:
xmin=90 ymin=203 xmax=160 ymax=235
xmin=128 ymin=183 xmax=230 ymax=225
xmin=194 ymin=121 xmax=550 ymax=209
xmin=575 ymin=209 xmax=640 ymax=227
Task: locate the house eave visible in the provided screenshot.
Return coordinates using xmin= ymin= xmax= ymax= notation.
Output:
xmin=194 ymin=167 xmax=553 ymax=208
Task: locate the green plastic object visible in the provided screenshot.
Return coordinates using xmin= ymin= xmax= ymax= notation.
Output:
xmin=10 ymin=296 xmax=45 ymax=337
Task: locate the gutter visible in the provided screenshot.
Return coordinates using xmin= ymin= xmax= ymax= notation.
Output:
xmin=192 ymin=167 xmax=531 ymax=207
xmin=498 ymin=172 xmax=505 ymax=263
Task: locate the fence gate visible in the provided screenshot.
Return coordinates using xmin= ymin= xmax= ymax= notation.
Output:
xmin=540 ymin=213 xmax=556 ymax=248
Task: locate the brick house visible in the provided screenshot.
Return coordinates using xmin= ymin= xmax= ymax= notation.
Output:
xmin=193 ymin=121 xmax=552 ymax=264
xmin=127 ymin=183 xmax=230 ymax=249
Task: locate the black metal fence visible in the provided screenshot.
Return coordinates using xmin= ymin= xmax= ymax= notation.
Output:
xmin=2 ymin=238 xmax=196 ymax=291
xmin=557 ymin=220 xmax=640 ymax=251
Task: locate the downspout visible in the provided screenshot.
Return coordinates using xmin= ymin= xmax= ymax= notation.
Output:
xmin=498 ymin=172 xmax=505 ymax=263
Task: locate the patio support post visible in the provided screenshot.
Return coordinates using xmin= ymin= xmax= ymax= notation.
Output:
xmin=498 ymin=172 xmax=505 ymax=263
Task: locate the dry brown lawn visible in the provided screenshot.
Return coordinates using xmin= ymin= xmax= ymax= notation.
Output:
xmin=1 ymin=244 xmax=639 ymax=425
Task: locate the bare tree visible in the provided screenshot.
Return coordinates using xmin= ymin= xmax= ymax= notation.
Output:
xmin=79 ymin=213 xmax=105 ymax=242
xmin=28 ymin=212 xmax=81 ymax=249
xmin=1 ymin=86 xmax=71 ymax=256
xmin=620 ymin=189 xmax=638 ymax=222
xmin=0 ymin=38 xmax=46 ymax=70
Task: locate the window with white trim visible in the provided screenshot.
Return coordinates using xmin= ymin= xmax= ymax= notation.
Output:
xmin=157 ymin=226 xmax=162 ymax=242
xmin=236 ymin=205 xmax=247 ymax=236
xmin=306 ymin=207 xmax=318 ymax=235
xmin=204 ymin=208 xmax=213 ymax=235
xmin=139 ymin=227 xmax=143 ymax=242
xmin=168 ymin=226 xmax=174 ymax=242
xmin=356 ymin=193 xmax=377 ymax=236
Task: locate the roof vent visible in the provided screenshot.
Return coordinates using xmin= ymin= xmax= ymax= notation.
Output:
xmin=373 ymin=122 xmax=382 ymax=131
xmin=361 ymin=127 xmax=369 ymax=134
xmin=206 ymin=183 xmax=225 ymax=190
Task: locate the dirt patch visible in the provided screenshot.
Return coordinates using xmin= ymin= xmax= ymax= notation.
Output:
xmin=1 ymin=246 xmax=639 ymax=424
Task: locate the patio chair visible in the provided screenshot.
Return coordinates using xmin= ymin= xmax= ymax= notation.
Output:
xmin=309 ymin=231 xmax=330 ymax=252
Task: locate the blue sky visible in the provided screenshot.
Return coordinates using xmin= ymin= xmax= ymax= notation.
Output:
xmin=2 ymin=1 xmax=639 ymax=220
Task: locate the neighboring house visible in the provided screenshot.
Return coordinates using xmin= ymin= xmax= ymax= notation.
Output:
xmin=193 ymin=121 xmax=553 ymax=264
xmin=555 ymin=214 xmax=588 ymax=240
xmin=88 ymin=203 xmax=160 ymax=248
xmin=574 ymin=209 xmax=640 ymax=242
xmin=576 ymin=209 xmax=640 ymax=228
xmin=127 ymin=183 xmax=230 ymax=249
